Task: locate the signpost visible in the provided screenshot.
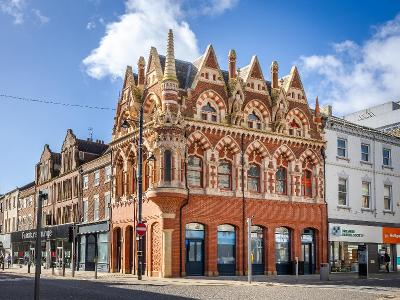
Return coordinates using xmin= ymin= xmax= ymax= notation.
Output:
xmin=136 ymin=223 xmax=146 ymax=236
xmin=358 ymin=244 xmax=368 ymax=278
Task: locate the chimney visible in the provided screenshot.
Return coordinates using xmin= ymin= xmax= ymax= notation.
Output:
xmin=137 ymin=56 xmax=145 ymax=86
xmin=228 ymin=49 xmax=236 ymax=79
xmin=271 ymin=61 xmax=279 ymax=89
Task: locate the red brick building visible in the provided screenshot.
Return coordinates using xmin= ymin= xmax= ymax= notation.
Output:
xmin=110 ymin=30 xmax=327 ymax=277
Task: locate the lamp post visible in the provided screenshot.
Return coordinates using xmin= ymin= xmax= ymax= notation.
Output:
xmin=121 ymin=93 xmax=155 ymax=280
xmin=34 ymin=191 xmax=48 ymax=300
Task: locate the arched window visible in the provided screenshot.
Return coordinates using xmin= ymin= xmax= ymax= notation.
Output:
xmin=247 ymin=112 xmax=262 ymax=130
xmin=188 ymin=156 xmax=203 ymax=187
xmin=247 ymin=164 xmax=261 ymax=192
xmin=289 ymin=119 xmax=302 ymax=137
xmin=218 ymin=160 xmax=232 ymax=190
xmin=275 ymin=227 xmax=291 ymax=274
xmin=276 ymin=167 xmax=287 ymax=195
xmin=164 ymin=150 xmax=172 ymax=182
xmin=217 ymin=224 xmax=236 ymax=275
xmin=302 ymin=169 xmax=312 ymax=197
xmin=201 ymin=102 xmax=217 ymax=122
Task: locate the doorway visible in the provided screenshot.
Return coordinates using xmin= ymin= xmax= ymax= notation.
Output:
xmin=301 ymin=228 xmax=315 ymax=274
xmin=185 ymin=223 xmax=205 ymax=276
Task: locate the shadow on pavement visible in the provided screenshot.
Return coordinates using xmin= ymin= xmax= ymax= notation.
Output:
xmin=0 ymin=273 xmax=194 ymax=300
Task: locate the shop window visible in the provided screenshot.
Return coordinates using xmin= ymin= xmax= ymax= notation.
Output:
xmin=275 ymin=167 xmax=287 ymax=195
xmin=338 ymin=178 xmax=347 ymax=206
xmin=79 ymin=236 xmax=86 ymax=264
xmin=362 ymin=181 xmax=371 ymax=208
xmin=361 ymin=143 xmax=370 ymax=162
xmin=337 ymin=138 xmax=347 ymax=157
xmin=384 ymin=185 xmax=392 ymax=211
xmin=164 ymin=150 xmax=173 ymax=182
xmin=302 ymin=169 xmax=312 ymax=197
xmin=251 ymin=226 xmax=264 ymax=265
xmin=188 ymin=156 xmax=203 ymax=187
xmin=217 ymin=224 xmax=236 ymax=275
xmin=247 ymin=164 xmax=261 ymax=192
xmin=97 ymin=233 xmax=108 ymax=264
xmin=218 ymin=160 xmax=232 ymax=190
xmin=275 ymin=227 xmax=291 ymax=274
xmin=383 ymin=148 xmax=391 ymax=166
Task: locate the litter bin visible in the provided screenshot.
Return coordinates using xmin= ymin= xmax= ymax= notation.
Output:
xmin=320 ymin=263 xmax=329 ymax=281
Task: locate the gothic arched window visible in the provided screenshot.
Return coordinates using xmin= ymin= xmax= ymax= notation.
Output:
xmin=247 ymin=112 xmax=262 ymax=130
xmin=218 ymin=160 xmax=232 ymax=190
xmin=188 ymin=156 xmax=203 ymax=187
xmin=247 ymin=164 xmax=261 ymax=192
xmin=164 ymin=150 xmax=173 ymax=182
xmin=302 ymin=169 xmax=312 ymax=197
xmin=201 ymin=102 xmax=218 ymax=122
xmin=276 ymin=167 xmax=287 ymax=195
xmin=289 ymin=119 xmax=302 ymax=137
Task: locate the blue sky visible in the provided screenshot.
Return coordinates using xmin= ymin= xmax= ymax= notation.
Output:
xmin=1 ymin=0 xmax=400 ymax=193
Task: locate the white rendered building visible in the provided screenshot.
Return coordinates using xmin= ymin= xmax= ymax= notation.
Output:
xmin=324 ymin=113 xmax=400 ymax=272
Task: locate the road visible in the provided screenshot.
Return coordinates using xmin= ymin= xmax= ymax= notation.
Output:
xmin=1 ymin=271 xmax=399 ymax=300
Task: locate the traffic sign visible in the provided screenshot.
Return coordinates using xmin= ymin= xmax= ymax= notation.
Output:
xmin=136 ymin=223 xmax=147 ymax=236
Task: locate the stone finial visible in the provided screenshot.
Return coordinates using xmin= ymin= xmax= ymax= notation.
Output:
xmin=162 ymin=29 xmax=178 ymax=83
xmin=137 ymin=56 xmax=146 ymax=86
xmin=271 ymin=61 xmax=279 ymax=89
xmin=228 ymin=49 xmax=237 ymax=79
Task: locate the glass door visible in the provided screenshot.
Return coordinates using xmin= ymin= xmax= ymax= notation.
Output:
xmin=186 ymin=239 xmax=204 ymax=276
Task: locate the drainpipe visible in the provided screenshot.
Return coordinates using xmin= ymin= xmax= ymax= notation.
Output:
xmin=321 ymin=146 xmax=329 ymax=267
xmin=179 ymin=130 xmax=190 ymax=277
xmin=241 ymin=133 xmax=245 ymax=275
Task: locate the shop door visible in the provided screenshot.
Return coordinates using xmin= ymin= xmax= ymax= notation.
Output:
xmin=302 ymin=243 xmax=315 ymax=274
xmin=86 ymin=235 xmax=96 ymax=271
xmin=186 ymin=239 xmax=204 ymax=276
xmin=56 ymin=247 xmax=63 ymax=268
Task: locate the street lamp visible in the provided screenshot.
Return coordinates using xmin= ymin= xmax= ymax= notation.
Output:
xmin=120 ymin=93 xmax=156 ymax=280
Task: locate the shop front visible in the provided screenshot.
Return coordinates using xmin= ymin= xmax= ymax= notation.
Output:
xmin=10 ymin=224 xmax=71 ymax=268
xmin=382 ymin=227 xmax=400 ymax=271
xmin=77 ymin=221 xmax=109 ymax=272
xmin=328 ymin=223 xmax=400 ymax=273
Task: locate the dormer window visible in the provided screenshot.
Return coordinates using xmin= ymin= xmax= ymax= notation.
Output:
xmin=201 ymin=102 xmax=217 ymax=122
xmin=247 ymin=112 xmax=262 ymax=130
xmin=289 ymin=120 xmax=302 ymax=137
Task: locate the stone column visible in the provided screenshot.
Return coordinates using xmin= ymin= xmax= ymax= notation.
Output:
xmin=162 ymin=229 xmax=174 ymax=277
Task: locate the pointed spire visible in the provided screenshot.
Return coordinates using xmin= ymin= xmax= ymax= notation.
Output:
xmin=314 ymin=96 xmax=322 ymax=123
xmin=162 ymin=29 xmax=178 ymax=83
xmin=137 ymin=56 xmax=145 ymax=86
xmin=315 ymin=96 xmax=320 ymax=115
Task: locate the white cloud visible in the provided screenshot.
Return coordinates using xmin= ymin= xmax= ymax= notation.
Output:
xmin=83 ymin=0 xmax=237 ymax=80
xmin=200 ymin=0 xmax=239 ymax=16
xmin=0 ymin=0 xmax=26 ymax=24
xmin=86 ymin=21 xmax=96 ymax=30
xmin=32 ymin=8 xmax=49 ymax=24
xmin=299 ymin=14 xmax=400 ymax=115
xmin=0 ymin=0 xmax=49 ymax=25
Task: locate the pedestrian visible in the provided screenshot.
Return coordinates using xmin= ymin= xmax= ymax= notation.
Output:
xmin=384 ymin=251 xmax=391 ymax=273
xmin=6 ymin=254 xmax=11 ymax=269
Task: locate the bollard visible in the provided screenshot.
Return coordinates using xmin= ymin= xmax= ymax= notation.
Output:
xmin=94 ymin=257 xmax=98 ymax=279
xmin=28 ymin=262 xmax=31 ymax=274
xmin=51 ymin=263 xmax=55 ymax=276
xmin=295 ymin=257 xmax=299 ymax=279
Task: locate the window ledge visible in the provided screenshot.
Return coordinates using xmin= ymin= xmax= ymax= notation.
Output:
xmin=383 ymin=210 xmax=395 ymax=215
xmin=361 ymin=208 xmax=374 ymax=213
xmin=337 ymin=205 xmax=351 ymax=210
xmin=360 ymin=161 xmax=372 ymax=166
xmin=382 ymin=165 xmax=393 ymax=171
xmin=336 ymin=156 xmax=350 ymax=162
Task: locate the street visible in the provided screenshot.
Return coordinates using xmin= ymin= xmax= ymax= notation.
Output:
xmin=1 ymin=267 xmax=400 ymax=300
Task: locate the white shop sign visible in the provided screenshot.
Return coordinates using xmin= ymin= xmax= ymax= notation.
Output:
xmin=329 ymin=223 xmax=382 ymax=243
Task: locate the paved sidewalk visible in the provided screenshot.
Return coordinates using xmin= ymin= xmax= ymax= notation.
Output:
xmin=3 ymin=264 xmax=400 ymax=289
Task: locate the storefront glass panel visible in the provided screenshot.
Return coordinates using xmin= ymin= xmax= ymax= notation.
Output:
xmin=378 ymin=244 xmax=394 ymax=272
xmin=330 ymin=241 xmax=361 ymax=272
xmin=97 ymin=233 xmax=108 ymax=264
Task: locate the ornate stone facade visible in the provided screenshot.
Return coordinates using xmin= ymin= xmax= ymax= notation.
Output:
xmin=110 ymin=30 xmax=327 ymax=277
